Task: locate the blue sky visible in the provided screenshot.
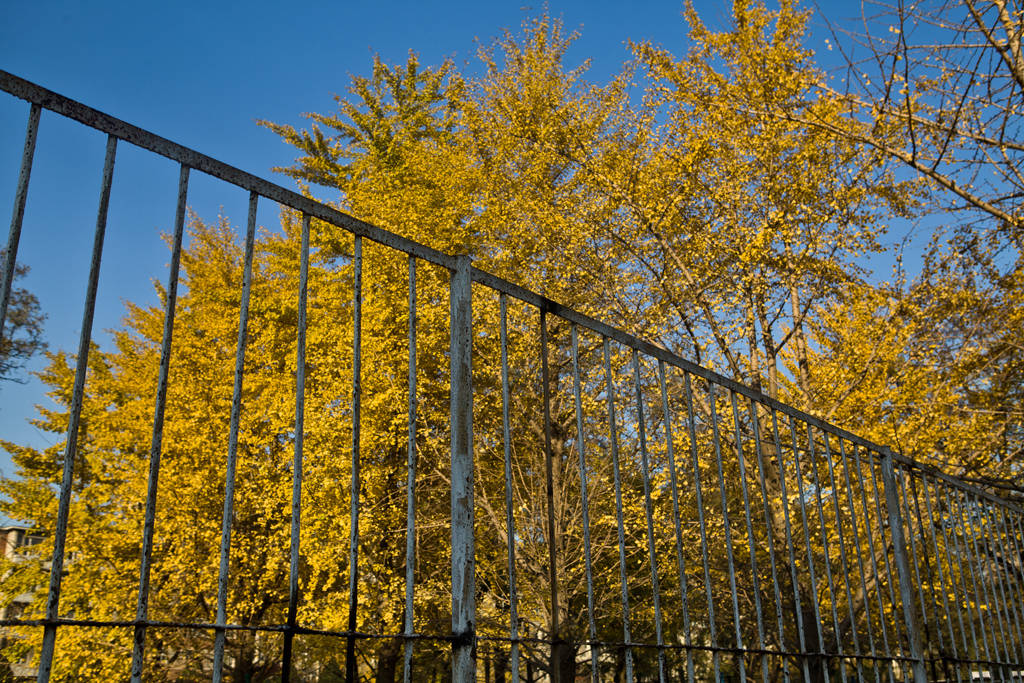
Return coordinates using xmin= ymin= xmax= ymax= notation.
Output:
xmin=0 ymin=0 xmax=861 ymax=476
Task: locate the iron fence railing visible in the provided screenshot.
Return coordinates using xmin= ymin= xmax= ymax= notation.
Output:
xmin=1 ymin=70 xmax=1022 ymax=682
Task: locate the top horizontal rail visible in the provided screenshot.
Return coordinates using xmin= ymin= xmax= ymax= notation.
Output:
xmin=2 ymin=69 xmax=1019 ymax=516
xmin=472 ymin=271 xmax=1024 ymax=515
xmin=0 ymin=70 xmax=456 ymax=271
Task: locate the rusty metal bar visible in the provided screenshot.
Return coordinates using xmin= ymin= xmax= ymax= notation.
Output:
xmin=869 ymin=451 xmax=907 ymax=673
xmin=880 ymin=452 xmax=927 ymax=683
xmin=603 ymin=337 xmax=634 ymax=683
xmin=805 ymin=426 xmax=847 ymax=683
xmin=787 ymin=414 xmax=828 ymax=681
xmin=940 ymin=483 xmax=983 ymax=667
xmin=919 ymin=474 xmax=966 ymax=678
xmin=631 ymin=350 xmax=665 ymax=683
xmin=898 ymin=470 xmax=937 ymax=680
xmin=403 ymin=256 xmax=418 ymax=682
xmin=851 ymin=444 xmax=897 ymax=681
xmin=728 ymin=391 xmax=766 ymax=683
xmin=961 ymin=490 xmax=1013 ymax=676
xmin=980 ymin=497 xmax=1023 ymax=680
xmin=7 ymin=70 xmax=1024 ymax=680
xmin=836 ymin=440 xmax=884 ymax=683
xmin=951 ymin=486 xmax=993 ymax=666
xmin=769 ymin=409 xmax=812 ymax=682
xmin=748 ymin=401 xmax=789 ymax=683
xmin=449 ymin=254 xmax=474 ymax=683
xmin=683 ymin=372 xmax=720 ymax=682
xmin=345 ymin=235 xmax=363 ymax=683
xmin=909 ymin=471 xmax=946 ymax=679
xmin=660 ymin=361 xmax=694 ymax=683
xmin=539 ymin=309 xmax=563 ymax=679
xmin=0 ymin=71 xmax=456 ymax=272
xmin=572 ymin=325 xmax=598 ymax=683
xmin=37 ymin=134 xmax=117 ymax=683
xmin=823 ymin=434 xmax=863 ymax=681
xmin=129 ymin=163 xmax=190 ymax=683
xmin=499 ymin=293 xmax=520 ymax=682
xmin=468 ymin=270 xmax=1023 ymax=518
xmin=281 ymin=212 xmax=310 ymax=683
xmin=708 ymin=383 xmax=746 ymax=681
xmin=211 ymin=189 xmax=258 ymax=683
xmin=996 ymin=507 xmax=1024 ymax=661
xmin=1 ymin=101 xmax=40 ymax=339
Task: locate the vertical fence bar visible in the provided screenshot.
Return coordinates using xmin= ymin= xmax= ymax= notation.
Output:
xmin=708 ymin=383 xmax=746 ymax=681
xmin=939 ymin=483 xmax=982 ymax=669
xmin=603 ymin=337 xmax=634 ymax=683
xmin=281 ymin=212 xmax=310 ymax=683
xmin=211 ymin=190 xmax=259 ymax=683
xmin=35 ymin=133 xmax=110 ymax=674
xmin=919 ymin=475 xmax=965 ymax=682
xmin=961 ymin=491 xmax=1012 ymax=676
xmin=896 ymin=472 xmax=934 ymax=679
xmin=728 ymin=392 xmax=766 ymax=683
xmin=344 ymin=235 xmax=363 ymax=683
xmin=747 ymin=401 xmax=788 ymax=683
xmin=788 ymin=415 xmax=828 ymax=682
xmin=539 ymin=309 xmax=565 ymax=680
xmin=402 ymin=256 xmax=418 ymax=682
xmin=948 ymin=487 xmax=992 ymax=668
xmin=982 ymin=500 xmax=1023 ymax=679
xmin=36 ymin=135 xmax=116 ymax=683
xmin=995 ymin=507 xmax=1024 ymax=662
xmin=1 ymin=102 xmax=40 ymax=335
xmin=988 ymin=503 xmax=1024 ymax=679
xmin=129 ymin=164 xmax=190 ymax=683
xmin=852 ymin=445 xmax=896 ymax=682
xmin=906 ymin=473 xmax=952 ymax=680
xmin=499 ymin=294 xmax=520 ymax=682
xmin=660 ymin=362 xmax=694 ymax=683
xmin=632 ymin=350 xmax=666 ymax=683
xmin=880 ymin=452 xmax=927 ymax=683
xmin=869 ymin=452 xmax=907 ymax=676
xmin=449 ymin=254 xmax=475 ymax=683
xmin=572 ymin=326 xmax=599 ymax=683
xmin=836 ymin=440 xmax=883 ymax=683
xmin=822 ymin=434 xmax=863 ymax=682
xmin=999 ymin=509 xmax=1024 ymax=663
xmin=683 ymin=372 xmax=719 ymax=682
xmin=805 ymin=427 xmax=847 ymax=683
xmin=769 ymin=410 xmax=811 ymax=682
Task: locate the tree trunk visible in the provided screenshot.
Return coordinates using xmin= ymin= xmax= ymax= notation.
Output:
xmin=376 ymin=637 xmax=402 ymax=683
xmin=551 ymin=635 xmax=575 ymax=683
xmin=801 ymin=600 xmax=828 ymax=683
xmin=494 ymin=650 xmax=508 ymax=683
xmin=788 ymin=281 xmax=812 ymax=402
xmin=232 ymin=639 xmax=254 ymax=683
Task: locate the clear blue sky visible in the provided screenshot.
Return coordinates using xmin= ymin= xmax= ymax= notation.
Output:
xmin=0 ymin=0 xmax=858 ymax=477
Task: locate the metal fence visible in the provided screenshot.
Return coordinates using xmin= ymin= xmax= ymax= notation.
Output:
xmin=1 ymin=70 xmax=1022 ymax=682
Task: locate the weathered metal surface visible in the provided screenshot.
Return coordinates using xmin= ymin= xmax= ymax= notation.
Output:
xmin=449 ymin=254 xmax=474 ymax=682
xmin=37 ymin=134 xmax=117 ymax=683
xmin=281 ymin=212 xmax=310 ymax=683
xmin=0 ymin=102 xmax=40 ymax=343
xmin=130 ymin=163 xmax=190 ymax=683
xmin=211 ymin=190 xmax=259 ymax=683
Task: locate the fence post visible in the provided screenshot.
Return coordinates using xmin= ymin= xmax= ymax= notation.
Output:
xmin=450 ymin=253 xmax=476 ymax=682
xmin=880 ymin=448 xmax=927 ymax=683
